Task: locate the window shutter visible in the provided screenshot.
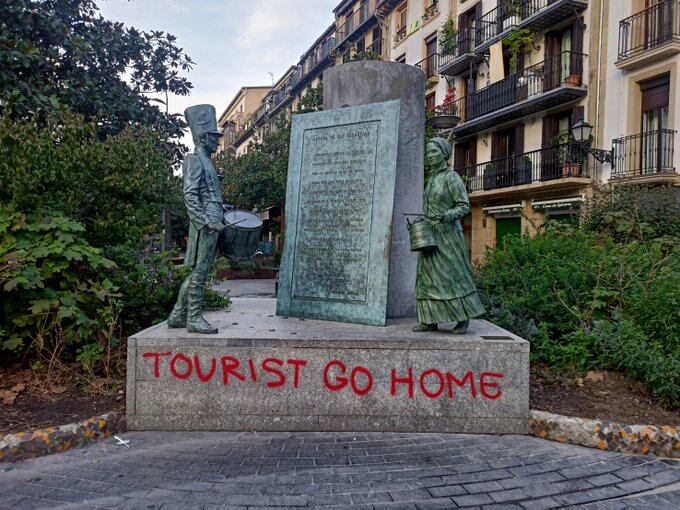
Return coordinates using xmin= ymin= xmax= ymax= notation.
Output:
xmin=514 ymin=123 xmax=525 ymax=155
xmin=570 ymin=106 xmax=585 ymax=127
xmin=641 ymin=74 xmax=670 ymax=111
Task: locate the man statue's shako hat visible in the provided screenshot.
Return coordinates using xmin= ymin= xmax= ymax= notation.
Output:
xmin=185 ymin=104 xmax=223 ymax=139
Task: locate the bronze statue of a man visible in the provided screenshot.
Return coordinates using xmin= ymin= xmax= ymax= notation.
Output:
xmin=167 ymin=104 xmax=230 ymax=334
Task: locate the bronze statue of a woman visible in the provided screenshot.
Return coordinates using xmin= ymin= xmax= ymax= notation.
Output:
xmin=413 ymin=137 xmax=485 ymax=334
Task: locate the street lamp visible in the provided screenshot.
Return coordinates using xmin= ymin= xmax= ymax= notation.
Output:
xmin=570 ymin=119 xmax=613 ymax=164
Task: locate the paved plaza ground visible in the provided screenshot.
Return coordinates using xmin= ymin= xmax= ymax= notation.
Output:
xmin=1 ymin=432 xmax=679 ymax=509
xmin=2 ymin=281 xmax=678 ymax=509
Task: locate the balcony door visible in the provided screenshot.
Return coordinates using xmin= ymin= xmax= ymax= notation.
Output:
xmin=488 ymin=124 xmax=524 ymax=189
xmin=458 ymin=3 xmax=481 ymax=53
xmin=425 ymin=34 xmax=437 ymax=78
xmin=640 ymin=74 xmax=670 ymax=174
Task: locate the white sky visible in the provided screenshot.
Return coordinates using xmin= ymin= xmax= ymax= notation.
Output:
xmin=97 ymin=0 xmax=338 ymax=144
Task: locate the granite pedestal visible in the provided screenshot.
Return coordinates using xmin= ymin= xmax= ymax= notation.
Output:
xmin=127 ymin=298 xmax=530 ymax=434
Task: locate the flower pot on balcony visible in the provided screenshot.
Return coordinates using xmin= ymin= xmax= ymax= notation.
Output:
xmin=503 ymin=16 xmax=520 ymax=30
xmin=565 ymin=74 xmax=582 ymax=86
xmin=561 ymin=163 xmax=581 ymax=177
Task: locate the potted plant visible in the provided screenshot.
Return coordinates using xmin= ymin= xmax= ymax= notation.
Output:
xmin=439 ymin=16 xmax=456 ymax=55
xmin=565 ymin=73 xmax=582 ymax=86
xmin=550 ymin=131 xmax=581 ymax=177
xmin=502 ymin=0 xmax=521 ymax=30
xmin=502 ymin=28 xmax=534 ymax=74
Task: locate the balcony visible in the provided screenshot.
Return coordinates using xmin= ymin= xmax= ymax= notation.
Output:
xmin=475 ymin=0 xmax=588 ymax=54
xmin=611 ymin=129 xmax=677 ymax=182
xmin=458 ymin=144 xmax=590 ymax=196
xmin=422 ymin=1 xmax=439 ymax=23
xmin=394 ymin=25 xmax=407 ymax=45
xmin=439 ymin=27 xmax=480 ymax=76
xmin=254 ymin=104 xmax=268 ymax=126
xmin=291 ymin=38 xmax=336 ymax=93
xmin=441 ymin=51 xmax=587 ymax=138
xmin=335 ymin=0 xmax=377 ymax=50
xmin=415 ymin=53 xmax=439 ymax=79
xmin=617 ymin=0 xmax=680 ymax=70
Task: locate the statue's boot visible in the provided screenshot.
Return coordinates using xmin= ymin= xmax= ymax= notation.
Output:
xmin=451 ymin=319 xmax=469 ymax=335
xmin=187 ymin=276 xmax=218 ymax=334
xmin=167 ymin=306 xmax=187 ymax=328
xmin=413 ymin=323 xmax=438 ymax=332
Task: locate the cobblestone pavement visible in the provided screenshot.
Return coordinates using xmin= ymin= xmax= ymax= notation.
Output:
xmin=1 ymin=432 xmax=679 ymax=509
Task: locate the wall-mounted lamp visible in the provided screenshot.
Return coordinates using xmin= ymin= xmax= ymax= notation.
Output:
xmin=571 ymin=119 xmax=613 ymax=164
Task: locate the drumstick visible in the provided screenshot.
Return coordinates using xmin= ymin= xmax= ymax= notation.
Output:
xmin=224 ymin=219 xmax=247 ymax=227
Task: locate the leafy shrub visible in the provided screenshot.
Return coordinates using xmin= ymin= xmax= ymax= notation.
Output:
xmin=581 ymin=184 xmax=680 ymax=240
xmin=477 ymin=206 xmax=680 ymax=408
xmin=0 ymin=205 xmax=119 ymax=355
xmin=0 ymin=112 xmax=174 ymax=248
xmin=104 ymin=246 xmax=230 ymax=337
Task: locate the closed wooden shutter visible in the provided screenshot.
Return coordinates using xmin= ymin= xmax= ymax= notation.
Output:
xmin=571 ymin=18 xmax=584 ymax=75
xmin=514 ymin=123 xmax=525 ymax=154
xmin=641 ymin=74 xmax=670 ymax=111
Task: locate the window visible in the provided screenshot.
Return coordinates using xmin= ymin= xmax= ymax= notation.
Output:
xmin=640 ymin=73 xmax=670 ymax=173
xmin=425 ymin=34 xmax=437 ymax=78
xmin=425 ymin=92 xmax=436 ymax=110
xmin=396 ymin=53 xmax=406 ymax=63
xmin=396 ymin=2 xmax=408 ymax=40
xmin=398 ymin=3 xmax=408 ymax=29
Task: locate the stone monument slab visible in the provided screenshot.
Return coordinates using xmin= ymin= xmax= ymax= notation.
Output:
xmin=126 ymin=298 xmax=530 ymax=434
xmin=324 ymin=61 xmax=425 ymax=319
xmin=276 ymin=100 xmax=400 ymax=326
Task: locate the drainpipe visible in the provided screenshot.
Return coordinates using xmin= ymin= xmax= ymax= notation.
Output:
xmin=594 ymin=0 xmax=605 ymax=180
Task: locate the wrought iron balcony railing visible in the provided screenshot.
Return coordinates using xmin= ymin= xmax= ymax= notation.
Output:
xmin=611 ymin=129 xmax=676 ymax=178
xmin=336 ymin=0 xmax=377 ymax=48
xmin=476 ymin=0 xmax=587 ymax=51
xmin=438 ymin=26 xmax=477 ymax=75
xmin=457 ymin=143 xmax=589 ymax=193
xmin=440 ymin=51 xmax=585 ymax=124
xmin=415 ymin=52 xmax=439 ymax=79
xmin=364 ymin=36 xmax=383 ymax=56
xmin=394 ymin=25 xmax=407 ymax=44
xmin=422 ymin=1 xmax=439 ymax=22
xmin=618 ymin=0 xmax=680 ymax=61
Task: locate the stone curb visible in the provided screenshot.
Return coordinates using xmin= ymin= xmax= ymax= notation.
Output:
xmin=2 ymin=409 xmax=678 ymax=463
xmin=529 ymin=409 xmax=680 ymax=458
xmin=0 ymin=411 xmax=125 ymax=463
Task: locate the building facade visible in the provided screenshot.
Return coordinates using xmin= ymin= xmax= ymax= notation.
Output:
xmin=217 ymin=86 xmax=271 ymax=155
xmin=431 ymin=0 xmax=604 ymax=260
xmin=291 ymin=24 xmax=336 ymax=110
xmin=602 ymin=0 xmax=679 ymax=185
xmin=221 ymin=0 xmax=678 ymax=261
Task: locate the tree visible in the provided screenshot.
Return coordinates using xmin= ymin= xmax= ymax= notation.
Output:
xmin=0 ymin=112 xmax=174 ymax=248
xmin=0 ymin=0 xmax=194 ymax=155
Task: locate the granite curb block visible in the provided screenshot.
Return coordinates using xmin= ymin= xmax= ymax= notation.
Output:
xmin=0 ymin=410 xmax=125 ymax=463
xmin=529 ymin=409 xmax=680 ymax=458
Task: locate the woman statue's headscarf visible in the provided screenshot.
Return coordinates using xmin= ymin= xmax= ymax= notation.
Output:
xmin=428 ymin=137 xmax=452 ymax=161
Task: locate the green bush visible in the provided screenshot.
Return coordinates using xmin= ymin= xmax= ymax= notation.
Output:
xmin=104 ymin=246 xmax=230 ymax=337
xmin=581 ymin=184 xmax=680 ymax=240
xmin=477 ymin=212 xmax=680 ymax=408
xmin=0 ymin=205 xmax=119 ymax=355
xmin=0 ymin=112 xmax=174 ymax=248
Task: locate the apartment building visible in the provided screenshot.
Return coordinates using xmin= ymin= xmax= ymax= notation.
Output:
xmin=253 ymin=66 xmax=298 ymax=140
xmin=290 ymin=24 xmax=336 ymax=109
xmin=427 ymin=0 xmax=604 ymax=260
xmin=602 ymin=0 xmax=679 ymax=184
xmin=217 ymin=86 xmax=271 ymax=155
xmin=333 ymin=0 xmax=385 ymax=61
